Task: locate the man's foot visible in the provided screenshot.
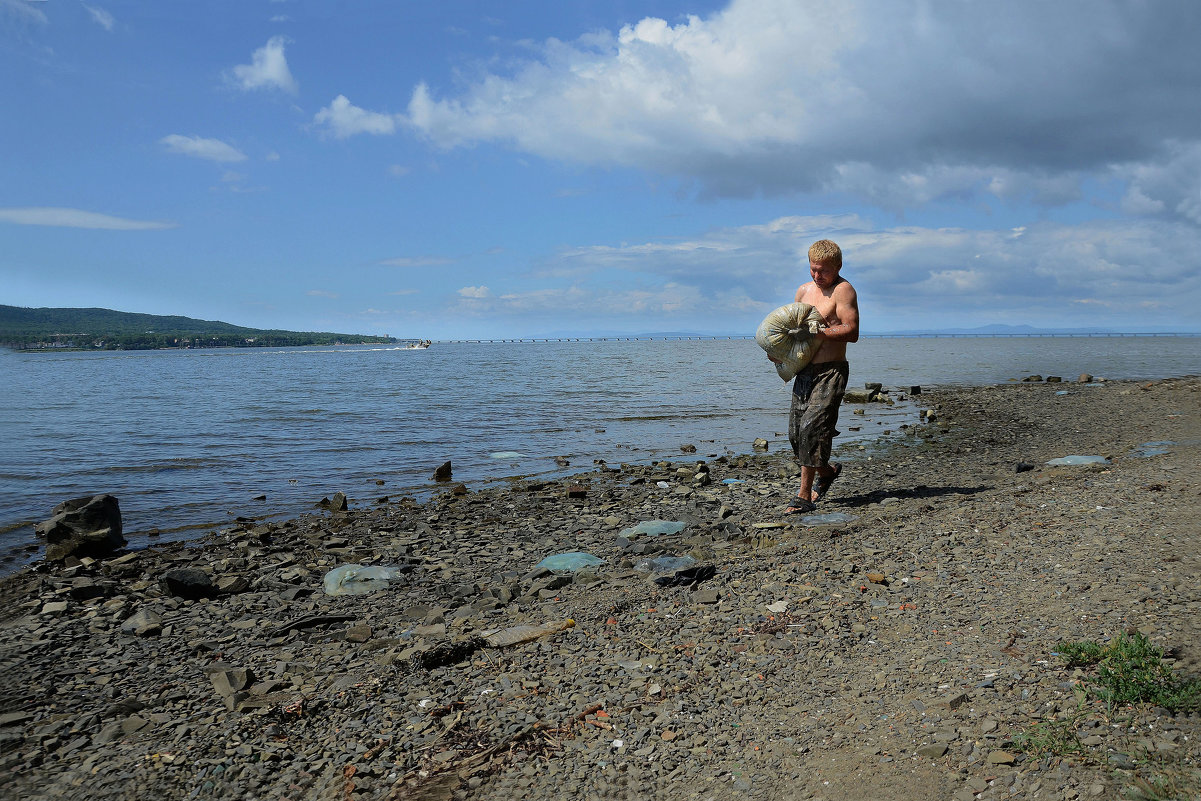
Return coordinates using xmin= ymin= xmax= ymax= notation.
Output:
xmin=813 ymin=462 xmax=843 ymax=500
xmin=785 ymin=498 xmax=816 ymax=515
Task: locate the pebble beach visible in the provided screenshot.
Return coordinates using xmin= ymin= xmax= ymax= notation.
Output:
xmin=2 ymin=376 xmax=1199 ymax=801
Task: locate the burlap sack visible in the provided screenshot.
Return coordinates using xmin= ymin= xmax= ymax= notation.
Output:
xmin=755 ymin=302 xmax=825 ymax=381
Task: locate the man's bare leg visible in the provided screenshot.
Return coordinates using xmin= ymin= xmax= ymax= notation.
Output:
xmin=795 ymin=463 xmax=838 ymax=504
xmin=796 ymin=466 xmax=817 ymax=504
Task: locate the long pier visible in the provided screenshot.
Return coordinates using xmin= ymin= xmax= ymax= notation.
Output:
xmin=435 ymin=332 xmax=1197 ymax=344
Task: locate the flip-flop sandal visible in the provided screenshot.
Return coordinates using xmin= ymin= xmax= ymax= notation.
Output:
xmin=784 ymin=499 xmax=816 ymax=515
xmin=813 ymin=462 xmax=843 ymax=500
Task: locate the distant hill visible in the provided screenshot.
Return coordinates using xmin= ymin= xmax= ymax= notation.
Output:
xmin=0 ymin=306 xmax=395 ymax=350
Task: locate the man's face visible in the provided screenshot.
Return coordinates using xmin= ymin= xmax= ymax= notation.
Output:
xmin=809 ymin=259 xmax=840 ymax=289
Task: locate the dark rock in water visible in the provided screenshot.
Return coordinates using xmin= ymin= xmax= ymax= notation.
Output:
xmin=1046 ymin=376 xmax=1062 ymax=383
xmin=162 ymin=567 xmax=217 ymax=599
xmin=909 ymin=385 xmax=922 ymax=395
xmin=434 ymin=461 xmax=453 ymax=481
xmin=1022 ymin=375 xmax=1043 ymax=382
xmin=317 ymin=492 xmax=348 ymax=511
xmin=680 ymin=444 xmax=697 ymax=453
xmin=864 ymin=382 xmax=883 ymax=392
xmin=36 ymin=494 xmax=126 ymax=562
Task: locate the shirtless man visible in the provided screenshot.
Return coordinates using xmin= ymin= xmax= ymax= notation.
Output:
xmin=783 ymin=239 xmax=860 ymax=514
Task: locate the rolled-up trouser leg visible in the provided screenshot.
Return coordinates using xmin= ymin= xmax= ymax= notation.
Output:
xmin=788 ymin=361 xmax=849 ymax=468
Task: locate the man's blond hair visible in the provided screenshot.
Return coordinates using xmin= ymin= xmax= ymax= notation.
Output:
xmin=808 ymin=239 xmax=842 ymax=269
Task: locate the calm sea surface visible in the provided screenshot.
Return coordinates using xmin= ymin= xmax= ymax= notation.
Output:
xmin=2 ymin=336 xmax=1197 ymax=566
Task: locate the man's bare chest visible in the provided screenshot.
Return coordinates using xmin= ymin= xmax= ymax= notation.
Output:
xmin=799 ymin=287 xmax=839 ymax=322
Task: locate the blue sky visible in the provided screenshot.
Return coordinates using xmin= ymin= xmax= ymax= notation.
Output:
xmin=3 ymin=0 xmax=1201 ymax=338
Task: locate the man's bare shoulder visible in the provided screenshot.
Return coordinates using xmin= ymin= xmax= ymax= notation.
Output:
xmin=833 ymin=279 xmax=858 ymax=301
xmin=794 ymin=282 xmax=817 ymax=303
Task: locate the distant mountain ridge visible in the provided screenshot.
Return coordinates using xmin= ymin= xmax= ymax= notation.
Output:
xmin=0 ymin=305 xmax=394 ymax=350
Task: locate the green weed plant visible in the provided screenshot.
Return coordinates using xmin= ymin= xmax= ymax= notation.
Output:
xmin=1056 ymin=631 xmax=1201 ymax=712
xmin=1012 ymin=714 xmax=1086 ymax=759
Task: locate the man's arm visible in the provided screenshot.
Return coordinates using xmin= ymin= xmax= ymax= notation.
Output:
xmin=820 ymin=284 xmax=860 ymax=343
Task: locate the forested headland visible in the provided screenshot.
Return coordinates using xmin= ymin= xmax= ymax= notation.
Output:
xmin=0 ymin=306 xmax=396 ymax=350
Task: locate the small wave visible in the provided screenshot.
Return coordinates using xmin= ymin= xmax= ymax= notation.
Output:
xmin=609 ymin=412 xmax=734 ymax=422
xmin=100 ymin=459 xmax=222 ymax=474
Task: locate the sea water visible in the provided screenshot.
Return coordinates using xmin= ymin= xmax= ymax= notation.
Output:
xmin=2 ymin=335 xmax=1197 ymax=566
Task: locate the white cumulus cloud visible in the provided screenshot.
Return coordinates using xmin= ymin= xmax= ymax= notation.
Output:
xmin=521 ymin=213 xmax=1201 ymax=331
xmin=229 ymin=36 xmax=298 ymax=94
xmin=314 ymin=95 xmax=397 ymax=138
xmin=367 ymin=0 xmax=1201 ymax=218
xmin=458 ymin=285 xmax=491 ymax=299
xmin=160 ymin=134 xmax=248 ymax=163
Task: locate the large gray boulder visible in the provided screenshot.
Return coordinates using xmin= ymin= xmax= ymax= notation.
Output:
xmin=35 ymin=494 xmax=126 ymax=561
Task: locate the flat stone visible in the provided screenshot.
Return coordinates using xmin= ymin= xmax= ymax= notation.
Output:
xmin=0 ymin=712 xmax=34 ymax=727
xmin=121 ymin=716 xmax=149 ymax=735
xmin=209 ymin=668 xmax=256 ymax=698
xmin=941 ymin=691 xmax=969 ymax=710
xmin=216 ymin=576 xmax=250 ymax=594
xmin=346 ymin=624 xmax=373 ymax=643
xmin=93 ymin=721 xmax=124 ymax=744
xmin=121 ymin=609 xmax=162 ymax=637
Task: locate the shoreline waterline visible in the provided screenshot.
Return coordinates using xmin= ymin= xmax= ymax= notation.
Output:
xmin=4 ymin=336 xmax=1198 ymax=569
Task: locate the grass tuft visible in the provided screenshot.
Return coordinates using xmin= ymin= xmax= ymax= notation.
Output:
xmin=1124 ymin=766 xmax=1201 ymax=801
xmin=1055 ymin=631 xmax=1201 ymax=712
xmin=1012 ymin=715 xmax=1085 ymax=759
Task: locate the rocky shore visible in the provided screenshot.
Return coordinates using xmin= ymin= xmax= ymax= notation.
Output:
xmin=2 ymin=377 xmax=1199 ymax=801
